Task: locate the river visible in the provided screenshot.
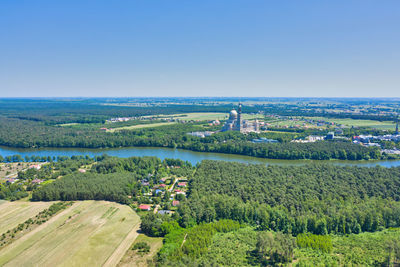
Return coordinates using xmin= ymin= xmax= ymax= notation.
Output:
xmin=1 ymin=146 xmax=400 ymax=167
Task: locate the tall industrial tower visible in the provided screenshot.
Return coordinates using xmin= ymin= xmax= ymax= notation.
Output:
xmin=396 ymin=116 xmax=399 ymax=134
xmin=237 ymin=102 xmax=243 ymax=132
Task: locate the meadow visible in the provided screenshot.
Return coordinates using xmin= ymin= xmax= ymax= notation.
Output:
xmin=0 ymin=200 xmax=140 ymax=267
xmin=144 ymin=112 xmax=227 ymax=121
xmin=109 ymin=122 xmax=177 ymax=132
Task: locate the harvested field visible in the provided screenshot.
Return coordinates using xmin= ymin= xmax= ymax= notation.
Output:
xmin=0 ymin=200 xmax=140 ymax=267
xmin=0 ymin=201 xmax=53 ymax=234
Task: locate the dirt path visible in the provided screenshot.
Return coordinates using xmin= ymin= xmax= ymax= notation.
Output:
xmin=153 ymin=204 xmax=160 ymax=214
xmin=180 ymin=233 xmax=188 ymax=248
xmin=103 ymin=220 xmax=141 ymax=267
xmin=168 ymin=177 xmax=178 ymax=192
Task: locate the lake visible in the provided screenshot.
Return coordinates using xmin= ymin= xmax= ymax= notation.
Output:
xmin=0 ymin=146 xmax=400 ymax=167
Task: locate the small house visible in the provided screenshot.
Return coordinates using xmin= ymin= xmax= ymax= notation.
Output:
xmin=138 ymin=204 xmax=151 ymax=211
xmin=29 ymin=164 xmax=41 ymax=170
xmin=158 ymin=210 xmax=172 ymax=215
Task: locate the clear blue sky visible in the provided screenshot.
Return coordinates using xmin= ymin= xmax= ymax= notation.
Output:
xmin=0 ymin=1 xmax=399 ymax=97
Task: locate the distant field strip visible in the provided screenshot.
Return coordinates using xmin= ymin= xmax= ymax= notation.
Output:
xmin=0 ymin=201 xmax=53 ymax=234
xmin=144 ymin=112 xmax=227 ymax=121
xmin=306 ymin=117 xmax=396 ymax=129
xmin=109 ymin=122 xmax=177 ymax=132
xmin=0 ymin=201 xmax=140 ymax=267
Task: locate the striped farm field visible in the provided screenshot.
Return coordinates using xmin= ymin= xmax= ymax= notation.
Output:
xmin=0 ymin=201 xmax=53 ymax=235
xmin=0 ymin=200 xmax=140 ymax=267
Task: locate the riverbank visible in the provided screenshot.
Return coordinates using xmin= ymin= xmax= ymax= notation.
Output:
xmin=1 ymin=145 xmax=400 ymax=168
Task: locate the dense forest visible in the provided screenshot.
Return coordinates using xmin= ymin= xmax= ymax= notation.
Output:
xmin=31 ymin=172 xmax=136 ymax=204
xmin=178 ymin=161 xmax=400 ymax=236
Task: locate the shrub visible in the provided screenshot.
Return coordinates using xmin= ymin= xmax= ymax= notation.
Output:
xmin=133 ymin=242 xmax=150 ymax=253
xmin=296 ymin=233 xmax=332 ymax=253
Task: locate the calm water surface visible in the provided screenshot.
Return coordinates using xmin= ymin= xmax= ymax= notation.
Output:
xmin=0 ymin=146 xmax=399 ymax=167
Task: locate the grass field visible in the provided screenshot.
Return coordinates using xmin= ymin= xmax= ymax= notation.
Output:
xmin=109 ymin=122 xmax=177 ymax=132
xmin=268 ymin=120 xmax=320 ymax=128
xmin=0 ymin=201 xmax=53 ymax=234
xmin=0 ymin=200 xmax=140 ymax=267
xmin=58 ymin=123 xmax=80 ymax=127
xmin=307 ymin=117 xmax=396 ymax=130
xmin=144 ymin=112 xmax=227 ymax=121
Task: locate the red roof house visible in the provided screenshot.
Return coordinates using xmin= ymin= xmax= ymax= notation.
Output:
xmin=29 ymin=164 xmax=41 ymax=170
xmin=31 ymin=179 xmax=44 ymax=184
xmin=172 ymin=200 xmax=180 ymax=207
xmin=138 ymin=204 xmax=151 ymax=211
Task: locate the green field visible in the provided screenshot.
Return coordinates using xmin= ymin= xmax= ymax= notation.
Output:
xmin=308 ymin=116 xmax=396 ymax=130
xmin=268 ymin=119 xmax=320 ymax=128
xmin=109 ymin=121 xmax=177 ymax=132
xmin=144 ymin=112 xmax=227 ymax=121
xmin=0 ymin=201 xmax=140 ymax=267
xmin=58 ymin=123 xmax=80 ymax=127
